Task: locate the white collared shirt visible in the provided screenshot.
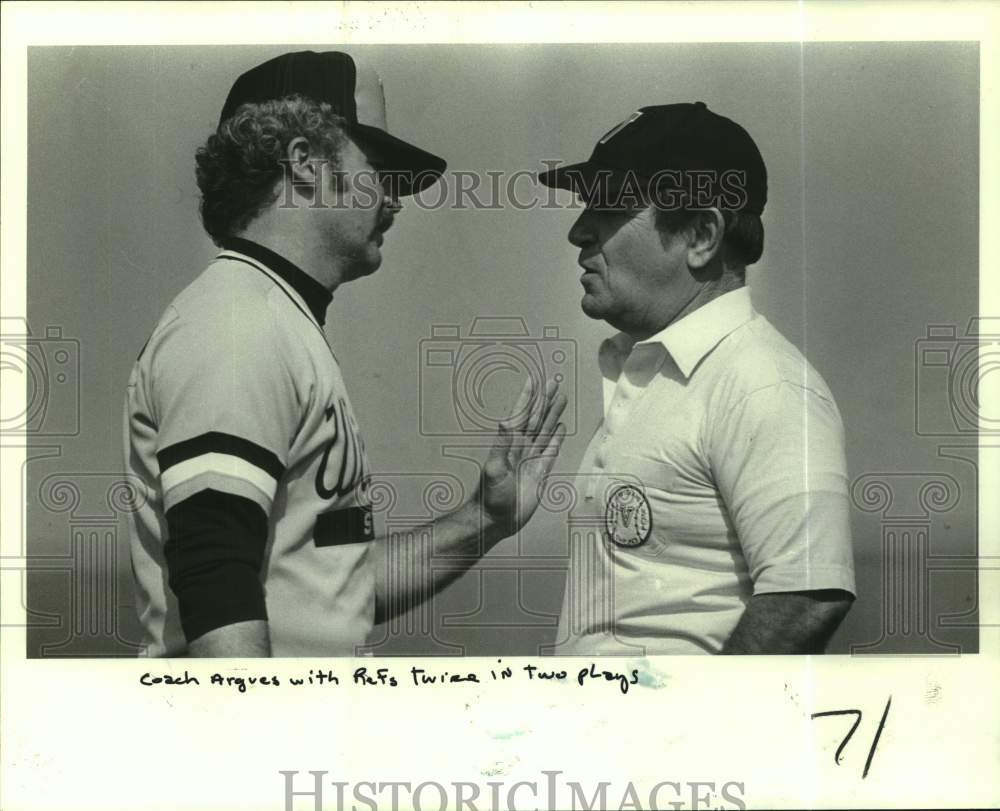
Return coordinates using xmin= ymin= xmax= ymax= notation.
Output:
xmin=555 ymin=287 xmax=855 ymax=655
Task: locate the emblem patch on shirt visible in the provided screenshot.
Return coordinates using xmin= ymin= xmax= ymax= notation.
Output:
xmin=604 ymin=484 xmax=652 ymax=547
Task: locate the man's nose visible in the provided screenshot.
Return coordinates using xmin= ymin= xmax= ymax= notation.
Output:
xmin=568 ymin=211 xmax=594 ymax=248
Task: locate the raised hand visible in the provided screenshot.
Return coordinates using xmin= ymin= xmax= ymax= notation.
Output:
xmin=479 ymin=376 xmax=568 ymax=537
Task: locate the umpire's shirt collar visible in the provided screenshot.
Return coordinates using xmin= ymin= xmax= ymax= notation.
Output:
xmin=221 ymin=236 xmax=333 ymax=326
xmin=602 ymin=287 xmax=756 ymax=381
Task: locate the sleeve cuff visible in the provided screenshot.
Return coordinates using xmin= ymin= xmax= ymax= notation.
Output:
xmin=752 ymin=565 xmax=857 ymax=598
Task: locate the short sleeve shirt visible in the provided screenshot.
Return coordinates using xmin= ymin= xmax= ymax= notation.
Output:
xmin=555 ymin=287 xmax=855 ymax=655
xmin=124 ymin=240 xmax=375 ymax=657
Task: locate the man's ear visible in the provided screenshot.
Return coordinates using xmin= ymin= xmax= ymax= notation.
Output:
xmin=284 ymin=136 xmax=317 ymax=188
xmin=686 ymin=208 xmax=726 ymax=270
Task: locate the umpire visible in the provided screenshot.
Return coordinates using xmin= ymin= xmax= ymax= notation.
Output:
xmin=540 ymin=103 xmax=855 ymax=654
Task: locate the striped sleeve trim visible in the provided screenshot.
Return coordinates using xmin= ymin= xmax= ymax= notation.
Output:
xmin=158 ymin=432 xmax=284 ymax=479
xmin=157 ymin=433 xmax=284 ymax=510
xmin=163 ymin=469 xmax=275 ymax=514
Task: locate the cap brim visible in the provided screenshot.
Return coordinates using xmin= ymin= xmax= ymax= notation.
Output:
xmin=538 ymin=161 xmax=654 ymax=211
xmin=353 ymin=124 xmax=446 ymax=196
xmin=537 ymin=161 xmax=603 ymax=192
xmin=538 ymin=161 xmax=640 ymax=196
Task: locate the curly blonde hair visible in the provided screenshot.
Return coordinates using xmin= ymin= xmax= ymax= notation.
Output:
xmin=195 ymin=95 xmax=348 ymax=244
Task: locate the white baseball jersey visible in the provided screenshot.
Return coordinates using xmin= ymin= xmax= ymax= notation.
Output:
xmin=556 ymin=287 xmax=855 ymax=655
xmin=124 ymin=237 xmax=375 ymax=657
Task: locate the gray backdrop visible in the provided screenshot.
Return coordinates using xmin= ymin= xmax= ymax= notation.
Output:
xmin=22 ymin=42 xmax=979 ymax=656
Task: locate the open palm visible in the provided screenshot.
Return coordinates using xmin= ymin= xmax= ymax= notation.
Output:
xmin=479 ymin=377 xmax=568 ymax=536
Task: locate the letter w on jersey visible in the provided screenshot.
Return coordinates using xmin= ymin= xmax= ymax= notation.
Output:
xmin=314 ymin=397 xmax=373 ymax=546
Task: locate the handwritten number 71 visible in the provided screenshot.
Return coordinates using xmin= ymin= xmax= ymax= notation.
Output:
xmin=810 ymin=696 xmax=891 ymax=779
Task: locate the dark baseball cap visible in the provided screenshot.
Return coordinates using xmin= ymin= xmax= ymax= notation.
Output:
xmin=538 ymin=102 xmax=767 ymax=215
xmin=220 ymin=50 xmax=446 ymax=196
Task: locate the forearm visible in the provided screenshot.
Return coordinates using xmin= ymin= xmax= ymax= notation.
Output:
xmin=722 ymin=590 xmax=853 ymax=654
xmin=372 ymin=498 xmax=506 ymax=624
xmin=188 ymin=619 xmax=271 ymax=657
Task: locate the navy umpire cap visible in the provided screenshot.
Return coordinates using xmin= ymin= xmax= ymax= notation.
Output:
xmin=220 ymin=50 xmax=446 ymax=196
xmin=539 ymin=102 xmax=767 ymax=215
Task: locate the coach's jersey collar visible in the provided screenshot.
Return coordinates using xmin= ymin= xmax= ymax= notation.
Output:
xmin=220 ymin=236 xmax=332 ymax=326
xmin=602 ymin=287 xmax=755 ymax=379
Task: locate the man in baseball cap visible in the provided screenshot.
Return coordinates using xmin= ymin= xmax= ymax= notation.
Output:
xmin=541 ymin=102 xmax=856 ymax=655
xmin=540 ymin=102 xmax=767 ymax=216
xmin=123 ymin=51 xmax=567 ymax=657
xmin=219 ymin=50 xmax=445 ymax=196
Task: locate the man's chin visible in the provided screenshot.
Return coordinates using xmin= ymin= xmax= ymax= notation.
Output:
xmin=580 ymin=294 xmax=605 ymax=321
xmin=348 ymin=252 xmax=382 ymax=281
